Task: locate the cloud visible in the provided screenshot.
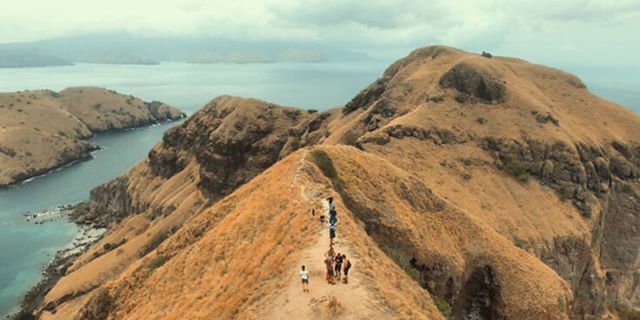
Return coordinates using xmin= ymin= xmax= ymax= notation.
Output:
xmin=0 ymin=0 xmax=638 ymax=67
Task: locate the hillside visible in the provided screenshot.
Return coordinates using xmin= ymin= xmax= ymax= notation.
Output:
xmin=0 ymin=87 xmax=184 ymax=186
xmin=18 ymin=46 xmax=640 ymax=320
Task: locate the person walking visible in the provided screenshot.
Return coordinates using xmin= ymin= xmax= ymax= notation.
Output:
xmin=300 ymin=265 xmax=310 ymax=292
xmin=324 ymin=256 xmax=335 ymax=284
xmin=334 ymin=252 xmax=344 ymax=281
xmin=325 ymin=245 xmax=336 ymax=260
xmin=329 ymin=223 xmax=337 ymax=246
xmin=343 ymin=255 xmax=352 ymax=284
xmin=328 ymin=197 xmax=338 ymax=226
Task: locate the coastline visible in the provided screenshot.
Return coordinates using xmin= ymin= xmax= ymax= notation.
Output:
xmin=3 ymin=117 xmax=186 ymax=319
xmin=0 ymin=115 xmax=185 ymax=189
xmin=10 ymin=207 xmax=106 ymax=320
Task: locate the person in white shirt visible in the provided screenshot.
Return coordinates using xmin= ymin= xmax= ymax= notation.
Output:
xmin=300 ymin=265 xmax=310 ymax=292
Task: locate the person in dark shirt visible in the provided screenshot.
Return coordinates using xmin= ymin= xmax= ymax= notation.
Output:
xmin=343 ymin=255 xmax=352 ymax=284
xmin=334 ymin=253 xmax=344 ymax=281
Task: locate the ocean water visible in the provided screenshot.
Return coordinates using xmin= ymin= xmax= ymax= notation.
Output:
xmin=0 ymin=60 xmax=388 ymax=317
xmin=0 ymin=61 xmax=638 ymax=317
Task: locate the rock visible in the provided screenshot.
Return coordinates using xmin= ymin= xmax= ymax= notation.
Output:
xmin=610 ymin=156 xmax=634 ymax=178
xmin=593 ymin=157 xmax=610 ymax=179
xmin=439 ymin=62 xmax=506 ymax=103
xmin=343 ymin=78 xmax=388 ymax=114
xmin=535 ymin=112 xmax=560 ymax=126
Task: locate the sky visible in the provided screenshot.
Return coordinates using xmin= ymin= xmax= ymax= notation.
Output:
xmin=0 ymin=0 xmax=639 ymax=67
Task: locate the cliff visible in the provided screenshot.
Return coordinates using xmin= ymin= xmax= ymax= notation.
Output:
xmin=21 ymin=46 xmax=640 ymax=320
xmin=0 ymin=87 xmax=184 ymax=186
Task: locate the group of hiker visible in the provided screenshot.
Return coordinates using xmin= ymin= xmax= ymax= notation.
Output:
xmin=300 ymin=196 xmax=352 ymax=292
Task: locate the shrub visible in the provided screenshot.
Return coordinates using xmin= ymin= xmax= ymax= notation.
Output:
xmin=77 ymin=288 xmax=112 ymax=320
xmin=504 ymin=159 xmax=531 ymax=182
xmin=139 ymin=231 xmax=169 ymax=257
xmin=148 ymin=255 xmax=168 ymax=270
xmin=432 ymin=295 xmax=453 ymax=319
xmin=454 ymin=92 xmax=467 ymax=103
xmin=311 ymin=150 xmax=338 ymax=180
xmin=384 ymin=246 xmax=421 ymax=282
xmin=340 ymin=130 xmax=359 ymax=146
xmin=577 ymin=202 xmax=592 ymax=219
xmin=513 ymin=237 xmax=527 ymax=249
xmin=609 ymin=303 xmax=640 ymax=320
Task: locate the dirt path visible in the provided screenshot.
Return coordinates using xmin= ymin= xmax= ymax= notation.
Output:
xmin=263 ymin=225 xmax=389 ymax=320
xmin=261 ymin=149 xmax=393 ymax=319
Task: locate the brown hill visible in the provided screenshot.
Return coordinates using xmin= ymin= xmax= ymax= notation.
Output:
xmin=20 ymin=46 xmax=640 ymax=320
xmin=0 ymin=87 xmax=184 ymax=186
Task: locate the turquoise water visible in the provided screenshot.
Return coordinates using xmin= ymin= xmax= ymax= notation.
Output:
xmin=0 ymin=60 xmax=388 ymax=317
xmin=0 ymin=123 xmax=181 ymax=316
xmin=0 ymin=61 xmax=638 ymax=317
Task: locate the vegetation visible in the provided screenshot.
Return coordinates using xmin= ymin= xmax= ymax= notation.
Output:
xmin=557 ymin=296 xmax=566 ymax=313
xmin=504 ymin=159 xmax=531 ymax=182
xmin=513 ymin=236 xmax=527 ymax=249
xmin=139 ymin=230 xmax=170 ymax=257
xmin=311 ymin=149 xmax=338 ymax=180
xmin=0 ymin=145 xmax=17 ymax=157
xmin=577 ymin=202 xmax=592 ymax=219
xmin=432 ymin=295 xmax=453 ymax=319
xmin=384 ymin=246 xmax=421 ymax=281
xmin=77 ymin=288 xmax=113 ymax=320
xmin=340 ymin=130 xmax=360 ymax=146
xmin=148 ymin=255 xmax=168 ymax=270
xmin=609 ymin=303 xmax=640 ymax=320
xmin=103 ymin=238 xmax=127 ymax=252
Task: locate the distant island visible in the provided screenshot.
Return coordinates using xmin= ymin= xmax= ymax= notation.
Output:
xmin=0 ymin=49 xmax=72 ymax=68
xmin=0 ymin=33 xmax=370 ymax=67
xmin=0 ymin=87 xmax=184 ymax=186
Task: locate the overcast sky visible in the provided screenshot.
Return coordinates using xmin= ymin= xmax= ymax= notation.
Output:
xmin=1 ymin=0 xmax=639 ymax=67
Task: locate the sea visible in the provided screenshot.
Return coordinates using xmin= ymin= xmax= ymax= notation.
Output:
xmin=0 ymin=60 xmax=638 ymax=317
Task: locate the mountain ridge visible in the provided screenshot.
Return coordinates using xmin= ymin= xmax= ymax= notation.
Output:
xmin=17 ymin=45 xmax=640 ymax=320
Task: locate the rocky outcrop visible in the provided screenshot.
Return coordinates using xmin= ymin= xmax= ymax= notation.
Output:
xmin=147 ymin=96 xmax=332 ymax=199
xmin=439 ymin=62 xmax=506 ymax=103
xmin=73 ymin=96 xmax=334 ymax=226
xmin=479 ymin=138 xmax=640 ymax=316
xmin=69 ymin=176 xmax=136 ymax=226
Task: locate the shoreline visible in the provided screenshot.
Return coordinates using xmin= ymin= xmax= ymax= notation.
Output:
xmin=10 ymin=206 xmax=106 ymax=320
xmin=0 ymin=115 xmax=185 ymax=189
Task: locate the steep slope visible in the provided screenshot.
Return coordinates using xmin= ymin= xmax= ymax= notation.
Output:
xmin=0 ymin=87 xmax=184 ymax=186
xmin=327 ymin=46 xmax=640 ymax=319
xmin=21 ymin=46 xmax=640 ymax=320
xmin=16 ymin=96 xmax=337 ymax=318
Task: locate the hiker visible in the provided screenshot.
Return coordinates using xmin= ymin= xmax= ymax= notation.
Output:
xmin=327 ymin=196 xmax=335 ymax=212
xmin=327 ymin=197 xmax=338 ymax=225
xmin=325 ymin=245 xmax=336 ymax=260
xmin=300 ymin=265 xmax=310 ymax=292
xmin=343 ymin=255 xmax=352 ymax=284
xmin=334 ymin=252 xmax=344 ymax=281
xmin=329 ymin=223 xmax=337 ymax=246
xmin=324 ymin=256 xmax=335 ymax=284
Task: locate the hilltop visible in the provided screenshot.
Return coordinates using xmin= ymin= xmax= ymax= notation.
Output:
xmin=17 ymin=46 xmax=640 ymax=319
xmin=0 ymin=87 xmax=184 ymax=186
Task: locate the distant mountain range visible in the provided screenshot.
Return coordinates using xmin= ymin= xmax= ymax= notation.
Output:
xmin=0 ymin=33 xmax=371 ymax=67
xmin=0 ymin=49 xmax=72 ymax=68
